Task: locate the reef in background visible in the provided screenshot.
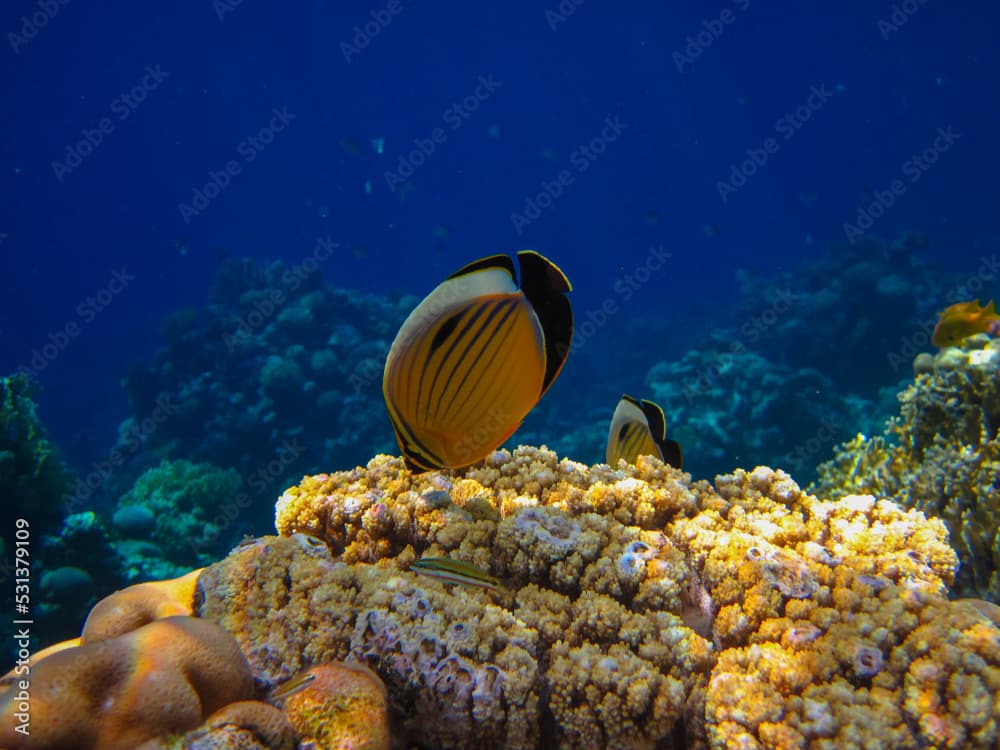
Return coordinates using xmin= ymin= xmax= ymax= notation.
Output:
xmin=0 ymin=373 xmax=74 ymax=540
xmin=0 ymin=374 xmax=108 ymax=658
xmin=523 ymin=232 xmax=956 ymax=481
xmin=117 ymin=256 xmax=407 ymax=505
xmin=812 ymin=334 xmax=1000 ymax=602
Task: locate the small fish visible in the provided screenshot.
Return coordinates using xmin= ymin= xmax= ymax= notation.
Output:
xmin=383 ymin=250 xmax=573 ymax=472
xmin=370 ymin=137 xmax=385 ymax=155
xmin=408 ymin=557 xmax=501 ymax=592
xmin=606 ymin=394 xmax=683 ymax=469
xmin=271 ymin=671 xmax=317 ymax=701
xmin=931 ymin=299 xmax=1000 ymax=347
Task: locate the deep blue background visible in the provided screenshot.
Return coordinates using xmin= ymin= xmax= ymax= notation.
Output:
xmin=2 ymin=0 xmax=998 ymax=461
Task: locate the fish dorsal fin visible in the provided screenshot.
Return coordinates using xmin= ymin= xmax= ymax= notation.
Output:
xmin=985 ymin=300 xmax=998 ymax=316
xmin=447 ymin=253 xmax=516 ymax=282
xmin=516 ymin=250 xmax=573 ymax=395
xmin=390 ymin=256 xmax=520 ymax=357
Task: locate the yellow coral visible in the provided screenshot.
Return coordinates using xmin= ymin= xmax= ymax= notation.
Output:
xmin=182 ymin=447 xmax=1000 ymax=748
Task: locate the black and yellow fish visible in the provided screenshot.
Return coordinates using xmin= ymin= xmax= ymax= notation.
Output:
xmin=383 ymin=250 xmax=573 ymax=472
xmin=606 ymin=394 xmax=682 ymax=469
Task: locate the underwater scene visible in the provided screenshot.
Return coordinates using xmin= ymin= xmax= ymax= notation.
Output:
xmin=2 ymin=1 xmax=1000 ymax=748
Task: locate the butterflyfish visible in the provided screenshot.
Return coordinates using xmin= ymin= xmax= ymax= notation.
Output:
xmin=383 ymin=250 xmax=572 ymax=472
xmin=931 ymin=299 xmax=1000 ymax=347
xmin=606 ymin=394 xmax=683 ymax=469
xmin=408 ymin=557 xmax=502 ymax=592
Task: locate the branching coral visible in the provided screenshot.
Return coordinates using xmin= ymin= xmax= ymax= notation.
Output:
xmin=812 ymin=335 xmax=1000 ymax=600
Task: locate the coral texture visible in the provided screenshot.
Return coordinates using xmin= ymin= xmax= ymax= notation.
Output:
xmin=190 ymin=446 xmax=999 ymax=749
xmin=282 ymin=662 xmax=390 ymax=750
xmin=0 ymin=615 xmax=255 ymax=750
xmin=812 ymin=334 xmax=1000 ymax=600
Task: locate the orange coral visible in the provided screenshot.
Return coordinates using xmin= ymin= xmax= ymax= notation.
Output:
xmin=282 ymin=662 xmax=390 ymax=750
xmin=81 ymin=567 xmax=202 ymax=643
xmin=136 ymin=700 xmax=296 ymax=749
xmin=251 ymin=448 xmax=1000 ymax=748
xmin=0 ymin=615 xmax=254 ymax=749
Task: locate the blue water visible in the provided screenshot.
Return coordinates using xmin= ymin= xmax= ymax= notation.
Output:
xmin=2 ymin=0 xmax=998 ymax=469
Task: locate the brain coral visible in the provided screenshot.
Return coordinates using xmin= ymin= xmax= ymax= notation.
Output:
xmin=812 ymin=334 xmax=1000 ymax=601
xmin=189 ymin=446 xmax=1000 ymax=749
xmin=0 ymin=615 xmax=255 ymax=750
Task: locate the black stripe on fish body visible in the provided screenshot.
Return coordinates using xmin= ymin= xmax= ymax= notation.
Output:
xmin=438 ymin=299 xmax=523 ymax=425
xmin=427 ymin=298 xmax=518 ymax=425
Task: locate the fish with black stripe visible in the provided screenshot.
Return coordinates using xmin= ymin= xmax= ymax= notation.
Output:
xmin=383 ymin=250 xmax=573 ymax=472
xmin=606 ymin=394 xmax=683 ymax=469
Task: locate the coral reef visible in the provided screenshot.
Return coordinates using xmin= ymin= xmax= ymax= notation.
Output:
xmin=731 ymin=231 xmax=949 ymax=395
xmin=0 ymin=373 xmax=74 ymax=538
xmin=0 ymin=615 xmax=255 ymax=750
xmin=644 ymin=345 xmax=868 ymax=482
xmin=281 ymin=662 xmax=390 ymax=750
xmin=0 ymin=373 xmax=83 ymax=661
xmin=189 ymin=446 xmax=999 ymax=749
xmin=116 ymin=458 xmax=244 ymax=567
xmin=0 ymin=571 xmax=297 ymax=750
xmin=812 ymin=334 xmax=1000 ymax=601
xmin=117 ymin=256 xmax=408 ymax=504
